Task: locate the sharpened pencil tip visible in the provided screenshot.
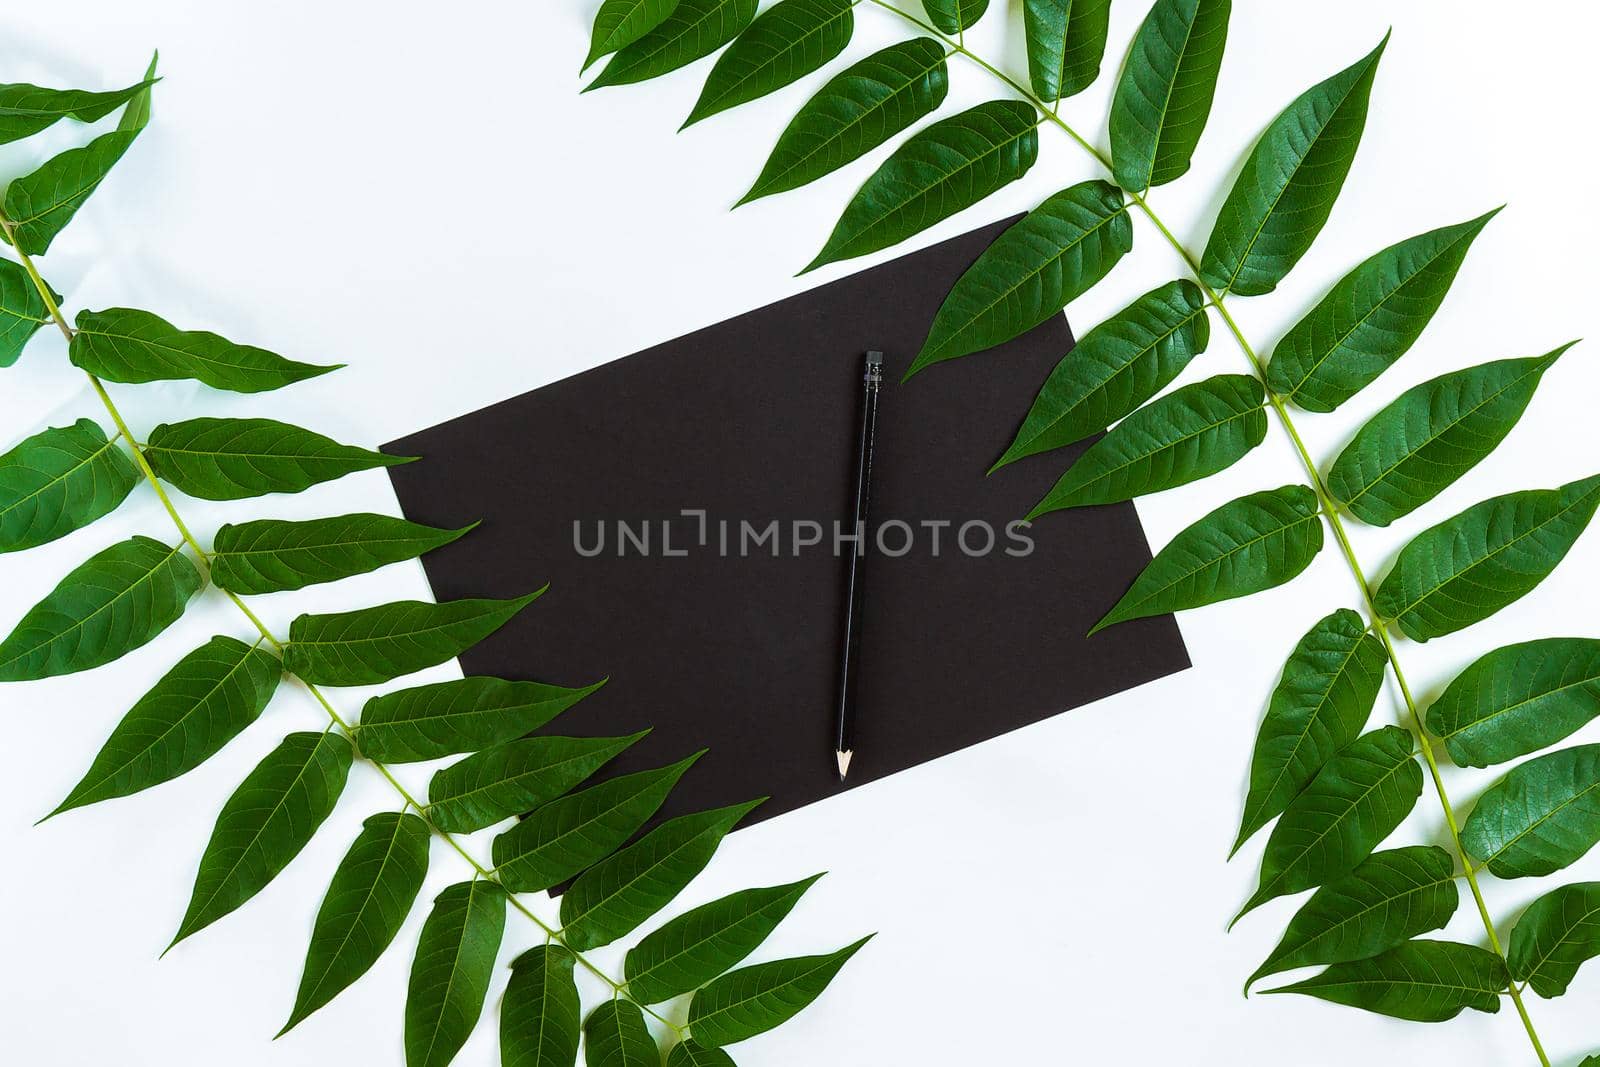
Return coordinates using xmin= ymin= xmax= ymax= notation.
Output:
xmin=836 ymin=750 xmax=852 ymax=779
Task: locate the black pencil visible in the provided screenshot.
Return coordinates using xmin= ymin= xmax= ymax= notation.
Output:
xmin=835 ymin=349 xmax=882 ymax=780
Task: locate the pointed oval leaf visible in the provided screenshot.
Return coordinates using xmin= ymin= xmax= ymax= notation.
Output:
xmin=143 ymin=417 xmax=414 ymax=501
xmin=740 ymin=39 xmax=948 ymax=205
xmin=1108 ymin=0 xmax=1231 ymax=191
xmin=283 ymin=591 xmax=543 ymax=687
xmin=0 ymin=535 xmax=202 ymax=681
xmin=1029 ymin=373 xmax=1264 ymax=516
xmin=687 ymin=936 xmax=871 ymax=1047
xmin=683 ymin=0 xmax=854 ymax=129
xmin=281 ymin=811 xmax=431 ymax=1035
xmin=585 ymin=0 xmax=682 ymax=71
xmin=922 ymin=0 xmax=989 ymax=34
xmin=502 ymin=945 xmax=581 ymax=1067
xmin=210 ymin=513 xmax=473 ymax=595
xmin=626 ymin=874 xmax=824 ymax=1004
xmin=0 ymin=419 xmax=138 ymax=553
xmin=1199 ymin=35 xmax=1387 ymax=296
xmin=994 ymin=280 xmax=1210 ymax=469
xmin=584 ymin=1001 xmax=659 ymax=1067
xmin=0 ymin=257 xmax=54 ymax=367
xmin=1261 ymin=939 xmax=1506 ymax=1022
xmin=170 ymin=731 xmax=352 ymax=948
xmin=427 ymin=732 xmax=646 ymax=833
xmin=1023 ymin=0 xmax=1112 ymax=103
xmin=357 ymin=674 xmax=600 ymax=763
xmin=0 ymin=76 xmax=158 ymax=144
xmin=1328 ymin=349 xmax=1568 ymax=527
xmin=1233 ymin=608 xmax=1387 ymax=855
xmin=1373 ymin=474 xmax=1600 ymax=641
xmin=117 ymin=54 xmax=157 ymax=136
xmin=1508 ymin=880 xmax=1600 ymax=998
xmin=907 ymin=180 xmax=1132 ymax=376
xmin=69 ymin=308 xmax=339 ymax=394
xmin=587 ymin=0 xmax=758 ymax=90
xmin=1427 ymin=638 xmax=1600 ymax=769
xmin=667 ymin=1042 xmax=736 ymax=1067
xmin=1461 ymin=744 xmax=1600 ymax=879
xmin=2 ymin=128 xmax=141 ymax=254
xmin=47 ymin=636 xmax=281 ymax=818
xmin=1090 ymin=484 xmax=1324 ymax=634
xmin=405 ymin=880 xmax=507 ymax=1067
xmin=1266 ymin=211 xmax=1498 ymax=411
xmin=802 ymin=100 xmax=1039 ymax=274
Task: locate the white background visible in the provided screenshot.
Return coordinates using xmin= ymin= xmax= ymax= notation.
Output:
xmin=1 ymin=1 xmax=1597 ymax=1064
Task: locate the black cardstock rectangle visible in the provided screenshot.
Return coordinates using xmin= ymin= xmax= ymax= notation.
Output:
xmin=385 ymin=218 xmax=1189 ymax=830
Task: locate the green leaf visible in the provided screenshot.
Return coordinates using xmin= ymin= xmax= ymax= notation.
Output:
xmin=0 ymin=257 xmax=55 ymax=367
xmin=1265 ymin=211 xmax=1498 ymax=412
xmin=46 ymin=636 xmax=281 ymax=819
xmin=626 ymin=874 xmax=824 ymax=1004
xmin=1090 ymin=485 xmax=1324 ymax=635
xmin=561 ymin=799 xmax=764 ymax=951
xmin=170 ymin=731 xmax=353 ymax=948
xmin=491 ymin=753 xmax=702 ymax=893
xmin=739 ymin=39 xmax=948 ymax=205
xmin=280 ymin=812 xmax=431 ymax=1035
xmin=283 ymin=591 xmax=543 ymax=687
xmin=1023 ymin=0 xmax=1112 ymax=103
xmin=585 ymin=0 xmax=682 ymax=71
xmin=1508 ymin=880 xmax=1600 ymax=998
xmin=1327 ymin=348 xmax=1568 ymax=527
xmin=2 ymin=128 xmax=141 ymax=255
xmin=683 ymin=0 xmax=854 ymax=129
xmin=426 ymin=732 xmax=647 ymax=833
xmin=667 ymin=1042 xmax=736 ymax=1067
xmin=1427 ymin=639 xmax=1600 ymax=769
xmin=1028 ymin=374 xmax=1264 ymax=517
xmin=69 ymin=307 xmax=340 ymax=394
xmin=1261 ymin=939 xmax=1506 ymax=1022
xmin=0 ymin=75 xmax=158 ymax=145
xmin=1107 ymin=0 xmax=1231 ymax=192
xmin=0 ymin=535 xmax=202 ymax=682
xmin=1232 ymin=608 xmax=1387 ymax=856
xmin=1247 ymin=846 xmax=1458 ymax=992
xmin=210 ymin=513 xmax=474 ymax=595
xmin=584 ymin=1001 xmax=659 ymax=1067
xmin=1199 ymin=35 xmax=1387 ymax=296
xmin=802 ymin=100 xmax=1039 ymax=274
xmin=356 ymin=674 xmax=601 ymax=763
xmin=687 ymin=936 xmax=872 ymax=1047
xmin=118 ymin=53 xmax=158 ymax=136
xmin=0 ymin=419 xmax=138 ymax=553
xmin=405 ymin=880 xmax=506 ymax=1067
xmin=1461 ymin=744 xmax=1600 ymax=879
xmin=586 ymin=0 xmax=758 ymax=91
xmin=1372 ymin=474 xmax=1600 ymax=642
xmin=993 ymin=280 xmax=1210 ymax=469
xmin=907 ymin=180 xmax=1132 ymax=376
xmin=143 ymin=417 xmax=414 ymax=501
xmin=1234 ymin=726 xmax=1422 ymax=924
xmin=501 ymin=945 xmax=581 ymax=1067
xmin=921 ymin=0 xmax=989 ymax=34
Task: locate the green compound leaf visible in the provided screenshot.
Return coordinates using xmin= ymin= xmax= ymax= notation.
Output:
xmin=994 ymin=280 xmax=1210 ymax=469
xmin=283 ymin=591 xmax=543 ymax=687
xmin=0 ymin=75 xmax=157 ymax=145
xmin=1023 ymin=0 xmax=1112 ymax=103
xmin=1427 ymin=639 xmax=1600 ymax=769
xmin=667 ymin=1042 xmax=736 ymax=1067
xmin=143 ymin=417 xmax=414 ymax=501
xmin=2 ymin=128 xmax=141 ymax=255
xmin=587 ymin=0 xmax=758 ymax=91
xmin=802 ymin=100 xmax=1039 ymax=274
xmin=491 ymin=753 xmax=702 ymax=893
xmin=1090 ymin=485 xmax=1324 ymax=635
xmin=1247 ymin=846 xmax=1459 ymax=992
xmin=0 ymin=256 xmax=55 ymax=367
xmin=740 ymin=39 xmax=948 ymax=205
xmin=908 ymin=180 xmax=1132 ymax=377
xmin=1234 ymin=726 xmax=1422 ymax=925
xmin=1508 ymin=880 xmax=1600 ymax=998
xmin=426 ymin=732 xmax=647 ymax=834
xmin=170 ymin=731 xmax=352 ymax=949
xmin=357 ymin=674 xmax=601 ymax=763
xmin=585 ymin=0 xmax=682 ymax=72
xmin=584 ymin=1000 xmax=659 ymax=1067
xmin=561 ymin=799 xmax=764 ymax=951
xmin=1266 ymin=211 xmax=1498 ymax=411
xmin=501 ymin=945 xmax=581 ymax=1067
xmin=1462 ymin=744 xmax=1600 ymax=879
xmin=1028 ymin=373 xmax=1264 ymax=517
xmin=1328 ymin=348 xmax=1568 ymax=527
xmin=46 ymin=636 xmax=280 ymax=819
xmin=1199 ymin=34 xmax=1387 ymax=296
xmin=1261 ymin=939 xmax=1506 ymax=1022
xmin=0 ymin=535 xmax=202 ymax=682
xmin=70 ymin=307 xmax=340 ymax=394
xmin=922 ymin=0 xmax=989 ymax=34
xmin=1373 ymin=474 xmax=1600 ymax=642
xmin=626 ymin=874 xmax=824 ymax=1004
xmin=687 ymin=935 xmax=872 ymax=1047
xmin=210 ymin=513 xmax=473 ymax=595
xmin=1108 ymin=0 xmax=1231 ymax=192
xmin=280 ymin=812 xmax=431 ymax=1035
xmin=0 ymin=419 xmax=138 ymax=553
xmin=1233 ymin=608 xmax=1387 ymax=856
xmin=405 ymin=880 xmax=506 ymax=1067
xmin=683 ymin=0 xmax=854 ymax=129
